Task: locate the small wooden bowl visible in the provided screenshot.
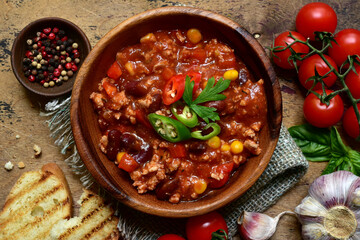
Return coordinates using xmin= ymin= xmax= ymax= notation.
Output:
xmin=11 ymin=17 xmax=91 ymax=98
xmin=71 ymin=7 xmax=282 ymax=218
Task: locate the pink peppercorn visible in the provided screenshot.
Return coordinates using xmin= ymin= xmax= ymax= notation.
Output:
xmin=37 ymin=41 xmax=42 ymax=47
xmin=40 ymin=80 xmax=46 ymax=85
xmin=53 ymin=69 xmax=61 ymax=77
xmin=40 ymin=33 xmax=47 ymax=39
xmin=61 ymin=36 xmax=68 ymax=42
xmin=52 ymin=27 xmax=59 ymax=34
xmin=48 ymin=33 xmax=56 ymax=40
xmin=43 ymin=28 xmax=51 ymax=34
xmin=71 ymin=65 xmax=78 ymax=72
xmin=28 ymin=75 xmax=35 ymax=82
xmin=65 ymin=63 xmax=72 ymax=70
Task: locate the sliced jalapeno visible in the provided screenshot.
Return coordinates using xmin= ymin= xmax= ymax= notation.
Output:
xmin=191 ymin=122 xmax=221 ymax=140
xmin=148 ymin=113 xmax=191 ymax=142
xmin=170 ymin=102 xmax=198 ymax=128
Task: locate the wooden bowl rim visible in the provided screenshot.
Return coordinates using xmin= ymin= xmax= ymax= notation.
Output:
xmin=71 ymin=6 xmax=282 ymax=217
xmin=11 ymin=17 xmax=91 ymax=98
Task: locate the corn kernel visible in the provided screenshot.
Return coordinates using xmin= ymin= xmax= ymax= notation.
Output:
xmin=194 ymin=179 xmax=207 ymax=194
xmin=230 ymin=140 xmax=243 ymax=154
xmin=125 ymin=62 xmax=135 ymax=76
xmin=221 ymin=144 xmax=230 ymax=152
xmin=207 ymin=136 xmax=221 ymax=149
xmin=202 ymin=80 xmax=208 ymax=89
xmin=116 ymin=152 xmax=126 ymax=162
xmin=187 ymin=28 xmax=202 ymax=44
xmin=224 ymin=69 xmax=239 ymax=81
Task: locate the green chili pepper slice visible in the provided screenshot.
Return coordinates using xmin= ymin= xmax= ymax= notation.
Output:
xmin=191 ymin=122 xmax=221 ymax=140
xmin=148 ymin=113 xmax=191 ymax=142
xmin=170 ymin=102 xmax=198 ymax=128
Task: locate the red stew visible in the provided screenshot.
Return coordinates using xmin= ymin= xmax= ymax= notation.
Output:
xmin=90 ymin=29 xmax=267 ymax=203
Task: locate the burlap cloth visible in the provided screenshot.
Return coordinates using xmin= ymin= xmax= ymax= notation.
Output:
xmin=43 ymin=97 xmax=308 ymax=240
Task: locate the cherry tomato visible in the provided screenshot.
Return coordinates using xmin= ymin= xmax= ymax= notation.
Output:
xmin=272 ymin=31 xmax=309 ymax=69
xmin=186 ymin=71 xmax=201 ymax=94
xmin=328 ymin=29 xmax=360 ymax=67
xmin=345 ymin=65 xmax=360 ymax=99
xmin=157 ymin=234 xmax=186 ymax=240
xmin=303 ymin=89 xmax=344 ymax=128
xmin=296 ymin=2 xmax=337 ymax=41
xmin=209 ymin=162 xmax=234 ymax=189
xmin=163 ymin=74 xmax=185 ymax=105
xmin=107 ymin=61 xmax=122 ymax=80
xmin=298 ymin=54 xmax=338 ymax=90
xmin=186 ymin=211 xmax=228 ymax=240
xmin=343 ymin=104 xmax=360 ymax=139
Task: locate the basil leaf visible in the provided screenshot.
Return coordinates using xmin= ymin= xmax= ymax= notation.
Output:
xmin=348 ymin=150 xmax=360 ymax=176
xmin=330 ymin=127 xmax=349 ymax=154
xmin=322 ymin=156 xmax=344 ymax=175
xmin=288 ymin=124 xmax=332 ymax=162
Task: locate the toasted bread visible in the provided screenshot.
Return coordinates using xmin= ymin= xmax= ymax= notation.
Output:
xmin=50 ymin=189 xmax=119 ymax=240
xmin=0 ymin=163 xmax=72 ymax=240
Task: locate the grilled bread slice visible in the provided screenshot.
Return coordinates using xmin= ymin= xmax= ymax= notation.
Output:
xmin=50 ymin=189 xmax=119 ymax=240
xmin=0 ymin=163 xmax=72 ymax=240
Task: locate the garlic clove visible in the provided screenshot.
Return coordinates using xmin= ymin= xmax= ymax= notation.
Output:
xmin=309 ymin=171 xmax=359 ymax=209
xmin=237 ymin=211 xmax=295 ymax=240
xmin=295 ymin=196 xmax=327 ymax=224
xmin=302 ymin=222 xmax=331 ymax=240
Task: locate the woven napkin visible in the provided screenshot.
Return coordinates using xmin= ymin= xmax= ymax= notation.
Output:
xmin=42 ymin=97 xmax=308 ymax=240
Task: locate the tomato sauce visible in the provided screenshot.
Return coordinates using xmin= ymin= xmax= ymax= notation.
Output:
xmin=90 ymin=29 xmax=267 ymax=203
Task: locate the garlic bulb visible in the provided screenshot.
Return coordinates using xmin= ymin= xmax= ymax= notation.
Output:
xmin=237 ymin=211 xmax=295 ymax=240
xmin=295 ymin=171 xmax=360 ymax=240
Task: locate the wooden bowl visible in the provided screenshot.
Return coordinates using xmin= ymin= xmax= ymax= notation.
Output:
xmin=71 ymin=7 xmax=282 ymax=218
xmin=11 ymin=17 xmax=91 ymax=98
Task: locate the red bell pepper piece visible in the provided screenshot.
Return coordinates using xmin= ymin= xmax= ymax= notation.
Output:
xmin=209 ymin=162 xmax=234 ymax=189
xmin=135 ymin=110 xmax=152 ymax=129
xmin=169 ymin=143 xmax=187 ymax=158
xmin=107 ymin=61 xmax=122 ymax=80
xmin=118 ymin=153 xmax=139 ymax=172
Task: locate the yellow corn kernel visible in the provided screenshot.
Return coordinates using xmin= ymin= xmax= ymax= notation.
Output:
xmin=125 ymin=62 xmax=135 ymax=76
xmin=194 ymin=179 xmax=207 ymax=194
xmin=187 ymin=28 xmax=202 ymax=44
xmin=140 ymin=33 xmax=156 ymax=43
xmin=202 ymin=80 xmax=208 ymax=89
xmin=230 ymin=140 xmax=243 ymax=154
xmin=221 ymin=144 xmax=231 ymax=152
xmin=208 ymin=136 xmax=221 ymax=149
xmin=224 ymin=70 xmax=239 ymax=81
xmin=116 ymin=152 xmax=126 ymax=162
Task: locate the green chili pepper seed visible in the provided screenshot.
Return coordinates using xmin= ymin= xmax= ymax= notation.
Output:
xmin=148 ymin=113 xmax=191 ymax=142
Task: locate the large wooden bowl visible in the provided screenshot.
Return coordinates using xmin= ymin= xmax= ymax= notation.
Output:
xmin=71 ymin=7 xmax=282 ymax=218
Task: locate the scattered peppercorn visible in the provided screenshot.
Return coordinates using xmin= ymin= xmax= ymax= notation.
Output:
xmin=22 ymin=26 xmax=81 ymax=87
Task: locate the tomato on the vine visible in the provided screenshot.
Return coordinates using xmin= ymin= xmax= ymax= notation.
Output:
xmin=328 ymin=29 xmax=360 ymax=67
xmin=298 ymin=54 xmax=338 ymax=90
xmin=343 ymin=104 xmax=360 ymax=139
xmin=303 ymin=90 xmax=344 ymax=128
xmin=296 ymin=2 xmax=337 ymax=41
xmin=345 ymin=65 xmax=360 ymax=99
xmin=272 ymin=31 xmax=309 ymax=69
xmin=157 ymin=234 xmax=186 ymax=240
xmin=186 ymin=211 xmax=228 ymax=240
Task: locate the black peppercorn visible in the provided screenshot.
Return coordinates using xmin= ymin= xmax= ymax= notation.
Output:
xmin=60 ymin=45 xmax=65 ymax=51
xmin=31 ymin=69 xmax=37 ymax=75
xmin=33 ymin=50 xmax=39 ymax=56
xmin=49 ymin=59 xmax=56 ymax=66
xmin=41 ymin=66 xmax=47 ymax=71
xmin=58 ymin=30 xmax=65 ymax=38
xmin=45 ymin=47 xmax=51 ymax=53
xmin=56 ymin=40 xmax=62 ymax=45
xmin=50 ymin=43 xmax=56 ymax=49
xmin=48 ymin=66 xmax=54 ymax=72
xmin=51 ymin=49 xmax=56 ymax=55
xmin=63 ymin=40 xmax=68 ymax=46
xmin=23 ymin=58 xmax=31 ymax=65
xmin=66 ymin=46 xmax=73 ymax=53
xmin=44 ymin=40 xmax=51 ymax=47
xmin=38 ymin=74 xmax=45 ymax=80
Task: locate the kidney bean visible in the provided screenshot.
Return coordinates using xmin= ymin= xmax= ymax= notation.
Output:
xmin=188 ymin=142 xmax=206 ymax=155
xmin=156 ymin=178 xmax=180 ymax=200
xmin=124 ymin=80 xmax=148 ymax=97
xmin=148 ymin=93 xmax=162 ymax=113
xmin=119 ymin=133 xmax=152 ymax=164
xmin=106 ymin=129 xmax=122 ymax=161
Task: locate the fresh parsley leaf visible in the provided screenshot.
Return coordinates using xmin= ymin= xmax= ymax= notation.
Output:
xmin=193 ymin=77 xmax=230 ymax=104
xmin=182 ymin=76 xmax=230 ymax=123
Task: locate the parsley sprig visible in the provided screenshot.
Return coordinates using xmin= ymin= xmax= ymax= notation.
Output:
xmin=183 ymin=76 xmax=231 ymax=123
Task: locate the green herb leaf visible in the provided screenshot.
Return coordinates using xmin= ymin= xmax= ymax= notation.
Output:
xmin=183 ymin=76 xmax=230 ymax=123
xmin=288 ymin=124 xmax=332 ymax=162
xmin=192 ymin=77 xmax=230 ymax=104
xmin=289 ymin=124 xmax=360 ymax=176
xmin=211 ymin=229 xmax=228 ymax=240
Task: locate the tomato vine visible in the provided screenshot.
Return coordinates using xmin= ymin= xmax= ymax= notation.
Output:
xmin=268 ymin=31 xmax=360 ymax=141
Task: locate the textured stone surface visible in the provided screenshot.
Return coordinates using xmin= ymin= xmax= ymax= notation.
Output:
xmin=1 ymin=0 xmax=360 ymax=239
